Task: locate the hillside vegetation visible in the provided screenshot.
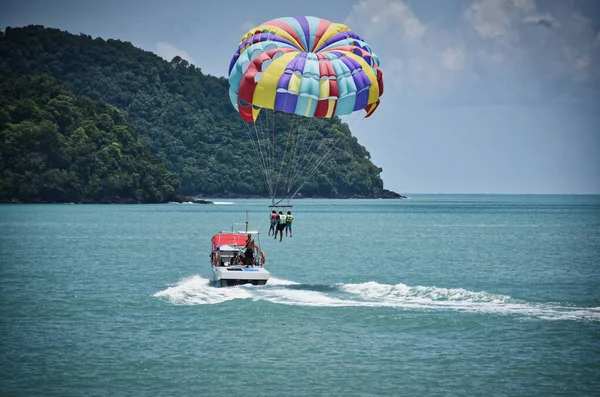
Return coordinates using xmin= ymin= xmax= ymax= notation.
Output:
xmin=0 ymin=75 xmax=178 ymax=203
xmin=0 ymin=25 xmax=396 ymax=202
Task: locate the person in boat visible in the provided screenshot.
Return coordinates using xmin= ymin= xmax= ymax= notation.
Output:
xmin=230 ymin=251 xmax=240 ymax=266
xmin=210 ymin=246 xmax=219 ymax=263
xmin=268 ymin=210 xmax=278 ymax=236
xmin=285 ymin=210 xmax=293 ymax=237
xmin=274 ymin=211 xmax=286 ymax=242
xmin=244 ymin=234 xmax=258 ymax=266
xmin=211 ymin=247 xmax=226 ymax=266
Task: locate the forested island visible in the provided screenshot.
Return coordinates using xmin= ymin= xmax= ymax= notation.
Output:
xmin=0 ymin=25 xmax=403 ymax=203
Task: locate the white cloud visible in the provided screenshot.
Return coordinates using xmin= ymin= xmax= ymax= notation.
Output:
xmin=463 ymin=0 xmax=522 ymax=43
xmin=343 ymin=0 xmax=599 ymax=103
xmin=573 ymin=55 xmax=591 ymax=82
xmin=464 ymin=0 xmax=599 ymax=85
xmin=240 ymin=20 xmax=256 ymax=35
xmin=464 ymin=0 xmax=560 ymax=44
xmin=523 ymin=13 xmax=560 ymax=29
xmin=403 ymin=16 xmax=427 ymax=39
xmin=344 ymin=0 xmax=468 ymax=97
xmin=346 ymin=0 xmax=426 ymax=39
xmin=155 ymin=41 xmax=194 ymax=64
xmin=575 ymin=55 xmax=590 ymax=71
xmin=512 ymin=0 xmax=535 ymax=12
xmin=442 ymin=47 xmax=467 ymax=71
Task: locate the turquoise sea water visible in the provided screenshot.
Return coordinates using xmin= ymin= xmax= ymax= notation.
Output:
xmin=1 ymin=195 xmax=599 ymax=396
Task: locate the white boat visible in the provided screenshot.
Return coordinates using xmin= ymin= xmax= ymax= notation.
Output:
xmin=210 ymin=224 xmax=269 ymax=287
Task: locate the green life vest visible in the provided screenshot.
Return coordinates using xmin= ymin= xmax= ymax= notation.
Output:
xmin=279 ymin=215 xmax=286 ymax=224
xmin=286 ymin=214 xmax=293 ymax=223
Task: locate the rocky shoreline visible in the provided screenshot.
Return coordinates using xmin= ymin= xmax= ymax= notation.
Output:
xmin=1 ymin=189 xmax=407 ymax=204
xmin=177 ymin=189 xmax=407 ymax=203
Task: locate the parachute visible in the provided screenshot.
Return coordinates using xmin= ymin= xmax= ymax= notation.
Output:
xmin=228 ymin=16 xmax=384 ymax=207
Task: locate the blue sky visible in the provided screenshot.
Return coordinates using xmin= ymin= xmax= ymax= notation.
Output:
xmin=2 ymin=0 xmax=599 ymax=194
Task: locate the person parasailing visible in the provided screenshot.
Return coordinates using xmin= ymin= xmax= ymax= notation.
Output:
xmin=274 ymin=211 xmax=286 ymax=242
xmin=285 ymin=210 xmax=293 ymax=237
xmin=268 ymin=210 xmax=278 ymax=236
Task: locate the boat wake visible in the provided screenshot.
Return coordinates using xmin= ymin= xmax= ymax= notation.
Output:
xmin=153 ymin=275 xmax=600 ymax=322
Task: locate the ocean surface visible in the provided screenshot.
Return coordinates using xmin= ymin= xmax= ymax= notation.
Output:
xmin=1 ymin=195 xmax=599 ymax=396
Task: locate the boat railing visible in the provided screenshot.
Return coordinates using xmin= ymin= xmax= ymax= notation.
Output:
xmin=230 ymin=222 xmax=248 ymax=233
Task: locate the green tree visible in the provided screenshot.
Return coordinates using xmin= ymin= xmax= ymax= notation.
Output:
xmin=0 ymin=74 xmax=179 ymax=203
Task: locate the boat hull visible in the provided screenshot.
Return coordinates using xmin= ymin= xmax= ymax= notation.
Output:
xmin=212 ymin=265 xmax=270 ymax=287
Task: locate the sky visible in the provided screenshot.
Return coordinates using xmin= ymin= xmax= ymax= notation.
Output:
xmin=1 ymin=0 xmax=599 ymax=194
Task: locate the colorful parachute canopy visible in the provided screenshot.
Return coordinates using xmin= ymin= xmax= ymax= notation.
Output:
xmin=228 ymin=16 xmax=384 ymax=123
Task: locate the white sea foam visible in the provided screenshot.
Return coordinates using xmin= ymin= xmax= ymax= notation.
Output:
xmin=168 ymin=200 xmax=233 ymax=205
xmin=340 ymin=281 xmax=513 ymax=303
xmin=259 ymin=287 xmax=363 ymax=307
xmin=153 ymin=275 xmax=252 ymax=305
xmin=153 ymin=276 xmax=600 ymax=322
xmin=265 ymin=277 xmax=299 ymax=286
xmin=338 ymin=281 xmax=600 ymax=321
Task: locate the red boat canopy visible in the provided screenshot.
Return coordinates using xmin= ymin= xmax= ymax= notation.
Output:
xmin=212 ymin=233 xmax=247 ymax=249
